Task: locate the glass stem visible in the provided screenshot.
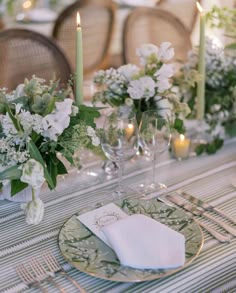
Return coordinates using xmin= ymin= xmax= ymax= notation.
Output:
xmin=152 ymin=152 xmax=158 ymax=186
xmin=117 ymin=158 xmax=124 ymax=194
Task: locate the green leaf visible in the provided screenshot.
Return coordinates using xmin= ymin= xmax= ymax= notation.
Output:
xmin=225 ymin=121 xmax=236 ymax=137
xmin=48 ymin=158 xmax=58 ymax=188
xmin=57 ymin=160 xmax=68 ymax=175
xmin=11 ymin=180 xmax=28 ymax=196
xmin=173 ymin=118 xmax=185 ymax=134
xmin=225 ymin=43 xmax=236 ymax=49
xmin=79 ymin=105 xmax=101 ymax=127
xmin=5 ymin=103 xmax=21 ymax=132
xmin=0 ymin=165 xmax=22 ymax=181
xmin=28 ymin=140 xmax=55 ymax=189
xmin=195 ymin=144 xmax=206 ymax=156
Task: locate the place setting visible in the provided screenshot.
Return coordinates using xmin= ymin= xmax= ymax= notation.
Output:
xmin=0 ymin=1 xmax=236 ymax=292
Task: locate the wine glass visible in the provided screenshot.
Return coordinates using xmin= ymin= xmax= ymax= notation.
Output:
xmin=139 ymin=110 xmax=171 ymax=194
xmin=101 ymin=110 xmax=139 ymax=197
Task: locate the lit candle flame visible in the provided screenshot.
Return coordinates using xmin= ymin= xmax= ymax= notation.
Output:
xmin=77 ymin=12 xmax=81 ymax=27
xmin=196 ymin=1 xmax=204 ymax=14
xmin=22 ymin=0 xmax=32 ymax=10
xmin=180 ymin=134 xmax=185 ymax=141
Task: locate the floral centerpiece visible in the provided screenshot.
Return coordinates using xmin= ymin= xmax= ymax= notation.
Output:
xmin=175 ymin=37 xmax=236 ymax=154
xmin=0 ymin=76 xmax=100 ymax=224
xmin=93 ymin=43 xmax=190 ymax=131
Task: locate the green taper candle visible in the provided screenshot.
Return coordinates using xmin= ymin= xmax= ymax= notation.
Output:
xmin=76 ymin=12 xmax=83 ymax=104
xmin=196 ymin=2 xmax=206 ymax=120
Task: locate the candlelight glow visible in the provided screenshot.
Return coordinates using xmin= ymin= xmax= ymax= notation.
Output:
xmin=22 ymin=0 xmax=32 ymax=10
xmin=196 ymin=2 xmax=204 ymax=14
xmin=77 ymin=12 xmax=81 ymax=27
xmin=180 ymin=134 xmax=185 ymax=141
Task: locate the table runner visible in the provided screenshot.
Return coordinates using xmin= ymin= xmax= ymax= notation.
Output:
xmin=0 ymin=139 xmax=236 ymax=293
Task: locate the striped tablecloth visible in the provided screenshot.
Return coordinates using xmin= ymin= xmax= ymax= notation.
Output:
xmin=1 ymin=139 xmax=236 ymax=293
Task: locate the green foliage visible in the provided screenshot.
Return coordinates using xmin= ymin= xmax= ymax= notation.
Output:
xmin=28 ymin=140 xmax=55 ymax=190
xmin=173 ymin=118 xmax=185 ymax=134
xmin=0 ymin=165 xmax=22 ymax=181
xmin=195 ymin=137 xmax=224 ymax=156
xmin=11 ymin=180 xmax=28 ymax=196
xmin=207 ymin=5 xmax=236 ymax=47
xmin=78 ymin=105 xmax=101 ymax=128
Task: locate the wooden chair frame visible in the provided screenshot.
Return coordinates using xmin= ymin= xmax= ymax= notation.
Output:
xmin=0 ymin=28 xmax=72 ymax=89
xmin=52 ymin=0 xmax=117 ymax=75
xmin=156 ymin=0 xmax=202 ymax=32
xmin=122 ymin=7 xmax=192 ymax=64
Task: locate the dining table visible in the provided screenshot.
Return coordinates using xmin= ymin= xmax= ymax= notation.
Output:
xmin=0 ymin=137 xmax=236 ymax=293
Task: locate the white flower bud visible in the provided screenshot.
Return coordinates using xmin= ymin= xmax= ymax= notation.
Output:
xmin=21 ymin=198 xmax=44 ymax=225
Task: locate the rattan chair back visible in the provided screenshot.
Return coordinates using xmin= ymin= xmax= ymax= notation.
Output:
xmin=123 ymin=7 xmax=192 ymax=65
xmin=53 ymin=0 xmax=116 ymax=76
xmin=156 ymin=0 xmax=201 ymax=32
xmin=0 ymin=29 xmax=72 ymax=91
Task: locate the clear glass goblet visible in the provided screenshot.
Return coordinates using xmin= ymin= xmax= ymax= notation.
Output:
xmin=139 ymin=110 xmax=171 ymax=194
xmin=101 ymin=110 xmax=139 ymax=197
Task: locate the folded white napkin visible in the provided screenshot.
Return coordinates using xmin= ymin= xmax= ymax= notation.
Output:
xmin=101 ymin=214 xmax=185 ymax=270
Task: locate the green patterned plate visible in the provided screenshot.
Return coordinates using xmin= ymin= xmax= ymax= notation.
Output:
xmin=58 ymin=198 xmax=203 ymax=282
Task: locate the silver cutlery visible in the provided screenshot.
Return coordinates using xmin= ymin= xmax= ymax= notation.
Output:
xmin=158 ymin=196 xmax=231 ymax=243
xmin=16 ymin=263 xmax=48 ymax=293
xmin=177 ymin=190 xmax=236 ymax=225
xmin=42 ymin=250 xmax=86 ymax=293
xmin=166 ymin=195 xmax=235 ymax=241
xmin=30 ymin=257 xmax=66 ymax=293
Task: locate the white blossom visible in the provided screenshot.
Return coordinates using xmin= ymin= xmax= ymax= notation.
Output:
xmin=136 ymin=44 xmax=159 ymax=66
xmin=1 ymin=113 xmax=18 ymax=136
xmin=87 ymin=126 xmax=100 ymax=146
xmin=118 ymin=64 xmax=139 ymax=81
xmin=155 ymin=64 xmax=174 ymax=80
xmin=20 ymin=159 xmax=45 ymax=190
xmin=156 ymin=79 xmax=172 ymax=93
xmin=158 ymin=42 xmax=175 ymax=61
xmin=127 ymin=76 xmax=156 ymax=100
xmin=42 ymin=99 xmax=72 ymax=141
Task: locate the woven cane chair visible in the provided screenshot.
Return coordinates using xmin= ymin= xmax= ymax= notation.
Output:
xmin=156 ymin=0 xmax=201 ymax=33
xmin=53 ymin=0 xmax=116 ymax=77
xmin=123 ymin=8 xmax=192 ymax=65
xmin=0 ymin=29 xmax=72 ymax=91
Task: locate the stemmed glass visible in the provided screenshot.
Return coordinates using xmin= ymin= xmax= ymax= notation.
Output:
xmin=139 ymin=110 xmax=171 ymax=194
xmin=101 ymin=110 xmax=139 ymax=197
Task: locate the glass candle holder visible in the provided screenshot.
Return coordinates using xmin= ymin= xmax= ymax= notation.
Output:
xmin=172 ymin=134 xmax=191 ymax=160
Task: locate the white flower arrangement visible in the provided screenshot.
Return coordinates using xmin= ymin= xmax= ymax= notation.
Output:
xmin=0 ymin=76 xmax=100 ymax=224
xmin=93 ymin=43 xmax=190 ymax=129
xmin=175 ymin=37 xmax=236 ymax=153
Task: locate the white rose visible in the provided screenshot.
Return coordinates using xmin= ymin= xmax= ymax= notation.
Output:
xmin=136 ymin=44 xmax=159 ymax=65
xmin=128 ymin=76 xmax=156 ymax=100
xmin=158 ymin=42 xmax=175 ymax=61
xmin=21 ymin=198 xmax=44 ymax=225
xmin=118 ymin=64 xmax=139 ymax=81
xmin=20 ymin=159 xmax=45 ymax=189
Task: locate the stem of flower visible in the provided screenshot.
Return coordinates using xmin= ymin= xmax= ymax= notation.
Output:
xmin=32 ymin=187 xmax=35 ymax=201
